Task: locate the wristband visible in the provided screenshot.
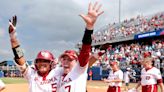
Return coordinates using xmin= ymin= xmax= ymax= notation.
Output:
xmin=12 ymin=45 xmax=24 ymax=59
xmin=82 ymin=28 xmax=93 ymax=44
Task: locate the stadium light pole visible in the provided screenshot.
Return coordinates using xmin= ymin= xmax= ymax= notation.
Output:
xmin=119 ymin=0 xmax=121 ymax=24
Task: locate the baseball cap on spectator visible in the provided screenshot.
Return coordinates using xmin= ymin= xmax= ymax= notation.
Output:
xmin=109 ymin=61 xmax=119 ymax=66
xmin=143 ymin=51 xmax=151 ymax=58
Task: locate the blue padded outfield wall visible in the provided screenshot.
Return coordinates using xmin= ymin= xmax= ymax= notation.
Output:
xmin=88 ymin=66 xmax=102 ymax=80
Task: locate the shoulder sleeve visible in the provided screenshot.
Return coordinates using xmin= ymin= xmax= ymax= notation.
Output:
xmin=141 ymin=68 xmax=144 ymax=74
xmin=118 ymin=70 xmax=123 ymax=80
xmin=23 ymin=66 xmax=35 ymax=80
xmin=78 ymin=29 xmax=93 ymax=67
xmin=107 ymin=71 xmax=112 ymax=79
xmin=73 ymin=62 xmax=88 ymax=74
xmin=78 ymin=44 xmax=91 ymax=67
xmin=154 ymin=68 xmax=163 ymax=84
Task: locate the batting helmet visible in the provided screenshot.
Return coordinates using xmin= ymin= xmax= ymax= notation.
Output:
xmin=35 ymin=50 xmax=55 ymax=62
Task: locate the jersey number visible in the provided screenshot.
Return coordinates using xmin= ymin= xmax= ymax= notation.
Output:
xmin=146 ymin=76 xmax=150 ymax=80
xmin=65 ymin=85 xmax=71 ymax=92
xmin=51 ymin=83 xmax=57 ymax=92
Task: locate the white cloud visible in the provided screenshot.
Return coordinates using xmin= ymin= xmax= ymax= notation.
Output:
xmin=0 ymin=49 xmax=13 ymax=61
xmin=0 ymin=28 xmax=5 ymax=37
xmin=0 ymin=0 xmax=164 ymax=61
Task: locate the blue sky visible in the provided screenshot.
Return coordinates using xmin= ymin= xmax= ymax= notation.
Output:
xmin=0 ymin=0 xmax=164 ymax=61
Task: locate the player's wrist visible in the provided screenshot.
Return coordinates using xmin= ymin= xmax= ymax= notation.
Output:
xmin=9 ymin=22 xmax=16 ymax=31
xmin=82 ymin=29 xmax=93 ymax=44
xmin=86 ymin=24 xmax=93 ymax=30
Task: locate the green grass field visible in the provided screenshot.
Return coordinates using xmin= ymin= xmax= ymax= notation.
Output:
xmin=1 ymin=77 xmax=27 ymax=84
xmin=0 ymin=78 xmax=162 ymax=92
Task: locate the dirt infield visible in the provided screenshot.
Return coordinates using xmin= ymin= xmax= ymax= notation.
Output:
xmin=3 ymin=83 xmax=28 ymax=92
xmin=87 ymin=81 xmax=138 ymax=92
xmin=2 ymin=81 xmax=141 ymax=92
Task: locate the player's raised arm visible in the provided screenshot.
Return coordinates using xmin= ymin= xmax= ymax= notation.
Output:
xmin=88 ymin=51 xmax=105 ymax=67
xmin=78 ymin=2 xmax=104 ymax=67
xmin=8 ymin=16 xmax=27 ymax=73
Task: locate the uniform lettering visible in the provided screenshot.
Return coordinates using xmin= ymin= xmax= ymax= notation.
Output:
xmin=61 ymin=78 xmax=72 ymax=86
xmin=38 ymin=77 xmax=57 ymax=85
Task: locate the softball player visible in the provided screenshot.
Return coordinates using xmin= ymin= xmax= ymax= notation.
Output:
xmin=104 ymin=61 xmax=123 ymax=92
xmin=135 ymin=57 xmax=164 ymax=92
xmin=57 ymin=2 xmax=104 ymax=92
xmin=8 ymin=2 xmax=104 ymax=92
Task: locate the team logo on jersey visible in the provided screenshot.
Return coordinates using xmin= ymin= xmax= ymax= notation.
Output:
xmin=61 ymin=78 xmax=72 ymax=86
xmin=41 ymin=51 xmax=49 ymax=58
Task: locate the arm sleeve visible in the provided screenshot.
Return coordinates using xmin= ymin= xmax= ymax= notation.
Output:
xmin=155 ymin=69 xmax=163 ymax=84
xmin=119 ymin=71 xmax=123 ymax=80
xmin=23 ymin=66 xmax=34 ymax=81
xmin=78 ymin=29 xmax=93 ymax=67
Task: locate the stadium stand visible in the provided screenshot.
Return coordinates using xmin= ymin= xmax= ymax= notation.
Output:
xmin=86 ymin=12 xmax=164 ymax=81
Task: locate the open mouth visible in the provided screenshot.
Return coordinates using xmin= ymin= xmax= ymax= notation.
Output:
xmin=64 ymin=65 xmax=69 ymax=68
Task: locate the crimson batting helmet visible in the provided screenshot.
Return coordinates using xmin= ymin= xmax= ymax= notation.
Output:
xmin=35 ymin=51 xmax=55 ymax=62
xmin=60 ymin=50 xmax=78 ymax=61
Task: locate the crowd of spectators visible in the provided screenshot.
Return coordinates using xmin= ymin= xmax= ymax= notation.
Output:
xmin=93 ymin=12 xmax=164 ymax=43
xmin=92 ymin=38 xmax=164 ymax=77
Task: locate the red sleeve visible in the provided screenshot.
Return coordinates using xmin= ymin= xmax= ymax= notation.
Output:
xmin=157 ymin=79 xmax=163 ymax=84
xmin=78 ymin=44 xmax=91 ymax=67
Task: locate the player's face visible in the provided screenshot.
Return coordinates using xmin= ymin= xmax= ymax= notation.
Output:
xmin=61 ymin=56 xmax=76 ymax=74
xmin=141 ymin=59 xmax=152 ymax=67
xmin=110 ymin=64 xmax=118 ymax=71
xmin=35 ymin=59 xmax=51 ymax=74
xmin=142 ymin=61 xmax=151 ymax=68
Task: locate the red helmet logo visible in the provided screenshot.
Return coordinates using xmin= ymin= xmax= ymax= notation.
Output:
xmin=41 ymin=51 xmax=49 ymax=58
xmin=35 ymin=51 xmax=55 ymax=62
